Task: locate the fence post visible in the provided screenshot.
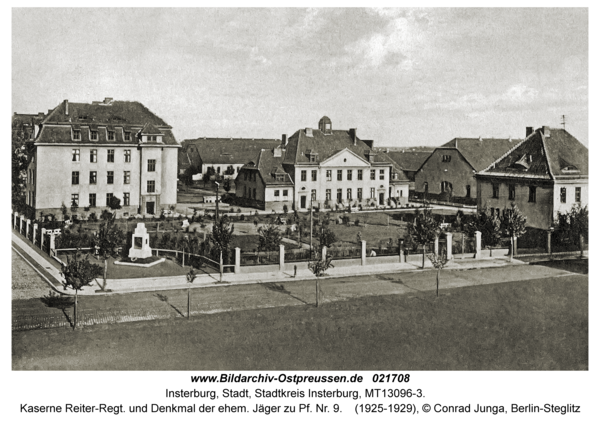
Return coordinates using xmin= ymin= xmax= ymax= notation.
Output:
xmin=234 ymin=247 xmax=241 ymax=273
xmin=26 ymin=219 xmax=31 ymax=239
xmin=19 ymin=215 xmax=24 ymax=234
xmin=399 ymin=240 xmax=404 ymax=263
xmin=434 ymin=235 xmax=439 ymax=256
xmin=49 ymin=233 xmax=56 ymax=257
xmin=33 ymin=223 xmax=38 ymax=245
xmin=14 ymin=212 xmax=18 ymax=229
xmin=446 ymin=232 xmax=453 ymax=260
xmin=40 ymin=228 xmax=46 ymax=250
xmin=361 ymin=240 xmax=366 ymax=266
xmin=321 ymin=245 xmax=327 ymax=260
xmin=513 ymin=236 xmax=518 ymax=256
xmin=547 ymin=230 xmax=552 ymax=257
xmin=279 ymin=244 xmax=285 ymax=272
xmin=474 ymin=231 xmax=481 ymax=259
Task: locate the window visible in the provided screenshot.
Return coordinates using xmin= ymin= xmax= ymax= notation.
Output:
xmin=71 ymin=171 xmax=79 ymax=185
xmin=72 ymin=149 xmax=80 ymax=162
xmin=124 ymin=171 xmax=130 ymax=184
xmin=442 ymin=155 xmax=451 ymax=162
xmin=243 ymin=172 xmax=247 ymax=181
xmin=107 ymin=149 xmax=114 ymax=163
xmin=466 ymin=185 xmax=471 ymax=198
xmin=283 ymin=189 xmax=288 ymax=197
xmin=217 ymin=167 xmax=221 ymax=174
xmin=243 ymin=186 xmax=247 ymax=197
xmin=347 ymin=170 xmax=352 ymax=181
xmin=337 ymin=170 xmax=343 ymax=181
xmin=236 ymin=167 xmax=240 ymax=173
xmin=529 ymin=186 xmax=536 ymax=203
xmin=90 ymin=131 xmax=98 ymax=141
xmin=253 ymin=188 xmax=256 ymax=199
xmin=90 ymin=149 xmax=97 ymax=163
xmin=492 ymin=184 xmax=499 ymax=198
xmin=71 ymin=194 xmax=79 ymax=207
xmin=357 ymin=170 xmax=363 ymax=180
xmin=147 ymin=180 xmax=155 ymax=193
xmin=379 ymin=169 xmax=385 ymax=180
xmin=274 ymin=190 xmax=280 ymax=197
xmin=508 ymin=184 xmax=515 ymax=200
xmin=89 ymin=171 xmax=97 ymax=184
xmin=370 ymin=169 xmax=376 ymax=180
xmin=276 ymin=175 xmax=286 ymax=182
xmin=301 ymin=170 xmax=307 ymax=181
xmin=148 ymin=159 xmax=156 ymax=172
xmin=123 ymin=193 xmax=130 ymax=206
xmin=424 ymin=182 xmax=428 ymax=193
xmin=347 ymin=188 xmax=352 ymax=200
xmin=107 ymin=130 xmax=115 ymax=141
xmin=326 ymin=189 xmax=331 ymax=200
xmin=107 ymin=171 xmax=114 ymax=184
xmin=326 ymin=170 xmax=332 ymax=181
xmin=89 ymin=193 xmax=96 ymax=207
xmin=311 ymin=189 xmax=316 ymax=201
xmin=73 ymin=130 xmax=81 ymax=140
xmin=370 ymin=188 xmax=375 ymax=199
xmin=124 ymin=150 xmax=131 ymax=163
xmin=337 ymin=189 xmax=342 ymax=202
xmin=357 ymin=188 xmax=363 ymax=200
xmin=560 ymin=187 xmax=567 ymax=203
xmin=106 ymin=193 xmax=113 ymax=206
xmin=575 ymin=187 xmax=581 ymax=203
xmin=311 ymin=170 xmax=317 ymax=182
xmin=124 ymin=132 xmax=131 ymax=141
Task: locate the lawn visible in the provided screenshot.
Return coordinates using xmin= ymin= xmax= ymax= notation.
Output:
xmin=12 ymin=273 xmax=587 ymax=370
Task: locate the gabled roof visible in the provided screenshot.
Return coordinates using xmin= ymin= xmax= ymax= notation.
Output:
xmin=384 ymin=150 xmax=433 ymax=172
xmin=183 ymin=138 xmax=281 ymax=165
xmin=376 ymin=150 xmax=411 ymax=182
xmin=283 ymin=128 xmax=390 ymax=165
xmin=440 ymin=137 xmax=519 ymax=171
xmin=240 ymin=148 xmax=294 ymax=186
xmin=479 ymin=127 xmax=588 ymax=180
xmin=140 ymin=122 xmax=163 ymax=135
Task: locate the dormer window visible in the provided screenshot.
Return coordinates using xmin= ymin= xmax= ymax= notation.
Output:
xmin=107 ymin=130 xmax=115 ymax=141
xmin=90 ymin=130 xmax=98 ymax=141
xmin=276 ymin=175 xmax=286 ymax=182
xmin=442 ymin=155 xmax=451 ymax=162
xmin=73 ymin=129 xmax=81 ymax=141
xmin=124 ymin=131 xmax=131 ymax=141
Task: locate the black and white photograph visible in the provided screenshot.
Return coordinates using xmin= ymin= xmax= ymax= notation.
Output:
xmin=8 ymin=5 xmax=594 ymax=421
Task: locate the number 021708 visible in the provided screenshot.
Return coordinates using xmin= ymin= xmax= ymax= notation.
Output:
xmin=372 ymin=374 xmax=410 ymax=383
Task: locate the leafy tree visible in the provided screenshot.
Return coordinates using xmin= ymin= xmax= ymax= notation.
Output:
xmin=500 ymin=203 xmax=527 ymax=262
xmin=427 ymin=252 xmax=450 ymax=297
xmin=202 ymin=166 xmax=216 ymax=187
xmin=94 ymin=215 xmax=126 ymax=291
xmin=60 ymin=251 xmax=103 ymax=329
xmin=407 ymin=207 xmax=442 ymax=268
xmin=282 ymin=204 xmax=288 ymax=214
xmin=223 ymin=179 xmax=231 ymax=193
xmin=554 ymin=204 xmax=588 ymax=257
xmin=225 ymin=165 xmax=235 ymax=175
xmin=308 ymin=255 xmax=334 ymax=307
xmin=182 ymin=164 xmax=200 ymax=185
xmin=257 ymin=223 xmax=282 ymax=257
xmin=108 ymin=195 xmax=122 ymax=211
xmin=318 ymin=226 xmax=337 ymax=249
xmin=208 ymin=216 xmax=235 ymax=265
xmin=468 ymin=207 xmax=502 ymax=257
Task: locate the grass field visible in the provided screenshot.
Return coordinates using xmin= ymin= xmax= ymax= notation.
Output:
xmin=12 ymin=270 xmax=587 ymax=370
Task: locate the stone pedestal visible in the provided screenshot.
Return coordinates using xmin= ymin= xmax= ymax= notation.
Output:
xmin=474 ymin=231 xmax=482 ymax=259
xmin=26 ymin=219 xmax=31 ymax=239
xmin=361 ymin=240 xmax=367 ymax=266
xmin=446 ymin=232 xmax=453 ymax=260
xmin=279 ymin=244 xmax=285 ymax=271
xmin=234 ymin=247 xmax=241 ymax=273
xmin=128 ymin=223 xmax=153 ymax=260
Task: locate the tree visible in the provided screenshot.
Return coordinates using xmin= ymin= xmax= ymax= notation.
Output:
xmin=554 ymin=204 xmax=588 ymax=257
xmin=257 ymin=223 xmax=282 ymax=259
xmin=223 ymin=179 xmax=231 ymax=193
xmin=427 ymin=252 xmax=450 ymax=297
xmin=500 ymin=203 xmax=527 ymax=262
xmin=318 ymin=226 xmax=337 ymax=249
xmin=308 ymin=255 xmax=334 ymax=307
xmin=94 ymin=215 xmax=126 ymax=291
xmin=186 ymin=267 xmax=197 ymax=319
xmin=407 ymin=207 xmax=442 ymax=268
xmin=182 ymin=164 xmax=200 ymax=185
xmin=468 ymin=207 xmax=502 ymax=257
xmin=60 ymin=251 xmax=103 ymax=329
xmin=108 ymin=195 xmax=122 ymax=211
xmin=202 ymin=167 xmax=216 ymax=188
xmin=208 ymin=215 xmax=235 ymax=267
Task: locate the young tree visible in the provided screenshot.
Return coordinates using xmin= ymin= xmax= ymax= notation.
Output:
xmin=427 ymin=251 xmax=450 ymax=297
xmin=257 ymin=223 xmax=283 ymax=260
xmin=94 ymin=215 xmax=126 ymax=291
xmin=308 ymin=255 xmax=334 ymax=307
xmin=555 ymin=204 xmax=588 ymax=257
xmin=318 ymin=226 xmax=337 ymax=249
xmin=407 ymin=207 xmax=442 ymax=268
xmin=202 ymin=166 xmax=215 ymax=188
xmin=208 ymin=215 xmax=235 ymax=267
xmin=500 ymin=203 xmax=527 ymax=262
xmin=60 ymin=251 xmax=103 ymax=329
xmin=469 ymin=207 xmax=502 ymax=257
xmin=223 ymin=179 xmax=231 ymax=193
xmin=186 ymin=267 xmax=197 ymax=319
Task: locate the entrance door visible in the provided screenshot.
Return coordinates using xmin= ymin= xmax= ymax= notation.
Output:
xmin=300 ymin=196 xmax=306 ymax=209
xmin=379 ymin=193 xmax=384 ymax=205
xmin=146 ymin=201 xmax=155 ymax=215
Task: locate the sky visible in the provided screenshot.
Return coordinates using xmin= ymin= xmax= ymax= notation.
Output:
xmin=12 ymin=8 xmax=589 ymax=147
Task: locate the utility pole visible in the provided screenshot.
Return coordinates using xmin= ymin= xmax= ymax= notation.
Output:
xmin=214 ymin=181 xmax=220 ymax=222
xmin=561 ymin=115 xmax=567 ymax=130
xmin=309 ymin=196 xmax=313 ymax=259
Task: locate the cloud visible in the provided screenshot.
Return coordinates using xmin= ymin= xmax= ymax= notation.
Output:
xmin=425 ymin=84 xmax=539 ymax=112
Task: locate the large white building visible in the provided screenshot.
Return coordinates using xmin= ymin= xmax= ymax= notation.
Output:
xmin=25 ymin=98 xmax=180 ymax=219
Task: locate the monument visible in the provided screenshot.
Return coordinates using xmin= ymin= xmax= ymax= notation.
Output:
xmin=129 ymin=223 xmax=153 ymax=260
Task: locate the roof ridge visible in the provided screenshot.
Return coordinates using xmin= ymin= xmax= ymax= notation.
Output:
xmin=479 ymin=131 xmax=536 ymax=173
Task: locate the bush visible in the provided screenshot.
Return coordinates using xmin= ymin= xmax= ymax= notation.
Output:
xmin=355 ymin=219 xmax=360 ymax=226
xmin=237 ymin=208 xmax=242 ymax=213
xmin=283 ymin=205 xmax=288 ymax=214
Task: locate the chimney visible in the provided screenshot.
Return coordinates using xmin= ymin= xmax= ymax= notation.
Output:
xmin=104 ymin=97 xmax=113 ymax=104
xmin=64 ymin=99 xmax=68 ymax=115
xmin=526 ymin=127 xmax=533 ymax=137
xmin=305 ymin=128 xmax=313 ymax=137
xmin=542 ymin=126 xmax=551 ymax=137
xmin=349 ymin=128 xmax=357 ymax=145
xmin=479 ymin=136 xmax=483 ymax=142
xmin=281 ymin=134 xmax=287 ymax=146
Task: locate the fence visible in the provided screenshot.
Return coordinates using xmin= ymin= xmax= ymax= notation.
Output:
xmin=328 ymin=246 xmax=362 ymax=259
xmin=240 ymin=250 xmax=280 ymax=266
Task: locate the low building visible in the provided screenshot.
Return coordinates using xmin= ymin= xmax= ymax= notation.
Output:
xmin=476 ymin=126 xmax=588 ymax=230
xmin=414 ymin=137 xmax=518 ymax=204
xmin=180 ymin=137 xmax=283 ymax=180
xmin=25 ymin=98 xmax=180 ymax=219
xmin=380 ymin=147 xmax=434 ymax=183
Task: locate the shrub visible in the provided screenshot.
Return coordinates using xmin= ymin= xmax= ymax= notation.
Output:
xmin=283 ymin=205 xmax=288 ymax=214
xmin=230 ymin=208 xmax=235 ymax=213
xmin=355 ymin=218 xmax=360 ymax=226
xmin=237 ymin=208 xmax=242 ymax=213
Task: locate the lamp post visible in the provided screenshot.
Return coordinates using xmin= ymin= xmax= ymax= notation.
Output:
xmin=310 ymin=196 xmax=313 ymax=259
xmin=214 ymin=181 xmax=220 ymax=222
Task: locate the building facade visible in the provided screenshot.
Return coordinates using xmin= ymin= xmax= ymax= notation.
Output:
xmin=476 ymin=126 xmax=588 ymax=229
xmin=25 ymin=98 xmax=180 ymax=219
